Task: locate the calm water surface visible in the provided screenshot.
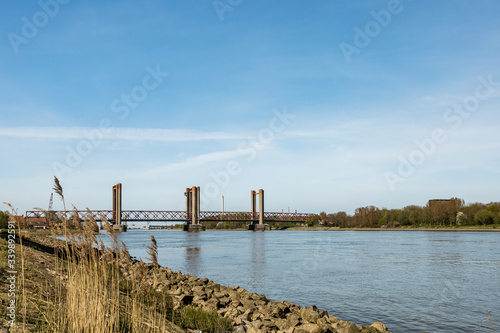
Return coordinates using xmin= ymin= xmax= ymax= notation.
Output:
xmin=114 ymin=230 xmax=499 ymax=333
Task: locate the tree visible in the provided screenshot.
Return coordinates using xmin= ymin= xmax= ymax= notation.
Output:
xmin=409 ymin=209 xmax=422 ymax=226
xmin=328 ymin=211 xmax=350 ymax=227
xmin=450 ymin=197 xmax=465 ymax=210
xmin=448 ymin=198 xmax=465 ymax=225
xmin=427 ymin=199 xmax=461 ymax=226
xmin=487 ymin=203 xmax=500 ymax=214
xmin=305 ymin=215 xmax=320 ymax=226
xmin=474 ymin=209 xmax=494 ymax=225
xmin=381 ymin=209 xmax=401 ymax=227
xmin=404 ymin=205 xmax=423 ymax=226
xmin=316 ymin=198 xmax=500 ymax=229
xmin=455 ymin=212 xmax=468 ymax=225
xmin=378 ymin=211 xmax=388 ymax=227
xmin=319 ymin=211 xmax=328 ymax=224
xmin=353 ymin=206 xmax=382 ymax=227
xmin=461 ymin=203 xmax=485 ymax=224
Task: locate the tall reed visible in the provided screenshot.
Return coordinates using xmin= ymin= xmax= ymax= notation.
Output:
xmin=5 ymin=177 xmax=236 ymax=332
xmin=8 ymin=178 xmax=178 ymax=332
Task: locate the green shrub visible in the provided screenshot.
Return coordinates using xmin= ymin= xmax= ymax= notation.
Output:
xmin=0 ymin=211 xmax=9 ymax=229
xmin=178 ymin=305 xmax=233 ymax=333
xmin=474 ymin=209 xmax=494 ymax=225
xmin=305 ymin=215 xmax=320 ymax=226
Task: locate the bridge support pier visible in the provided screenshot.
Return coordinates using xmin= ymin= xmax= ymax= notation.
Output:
xmin=184 ymin=186 xmax=205 ymax=231
xmin=113 ymin=225 xmax=127 ymax=232
xmin=112 ymin=183 xmax=127 ymax=232
xmin=248 ymin=189 xmax=270 ymax=231
xmin=184 ymin=224 xmax=205 ymax=231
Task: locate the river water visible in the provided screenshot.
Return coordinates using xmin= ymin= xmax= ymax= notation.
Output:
xmin=114 ymin=230 xmax=499 ymax=333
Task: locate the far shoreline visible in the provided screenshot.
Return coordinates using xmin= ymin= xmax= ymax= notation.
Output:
xmin=282 ymin=226 xmax=500 ymax=232
xmin=164 ymin=225 xmax=500 ymax=232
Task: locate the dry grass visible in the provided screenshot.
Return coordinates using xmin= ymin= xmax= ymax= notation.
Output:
xmin=0 ymin=178 xmax=236 ymax=333
xmin=3 ymin=211 xmax=178 ymax=332
xmin=2 ymin=177 xmax=233 ymax=332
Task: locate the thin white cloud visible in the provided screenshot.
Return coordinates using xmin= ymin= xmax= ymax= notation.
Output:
xmin=0 ymin=126 xmax=347 ymax=142
xmin=0 ymin=127 xmax=245 ymax=142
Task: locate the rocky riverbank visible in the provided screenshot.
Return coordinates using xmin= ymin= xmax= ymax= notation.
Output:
xmin=122 ymin=261 xmax=391 ymax=333
xmin=5 ymin=231 xmax=391 ymax=333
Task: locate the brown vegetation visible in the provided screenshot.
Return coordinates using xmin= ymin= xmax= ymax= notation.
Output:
xmin=312 ymin=198 xmax=500 ymax=228
xmin=0 ymin=178 xmax=233 ymax=332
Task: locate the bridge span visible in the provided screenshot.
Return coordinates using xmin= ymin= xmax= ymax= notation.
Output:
xmin=24 ymin=210 xmax=312 ymax=223
xmin=25 ymin=184 xmax=315 ymax=232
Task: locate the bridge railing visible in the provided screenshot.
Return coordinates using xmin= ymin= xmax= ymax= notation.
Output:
xmin=25 ymin=210 xmax=114 ymax=221
xmin=121 ymin=210 xmax=188 ymax=221
xmin=25 ymin=210 xmax=315 ymax=223
xmin=200 ymin=211 xmax=253 ymax=221
xmin=200 ymin=211 xmax=315 ymax=222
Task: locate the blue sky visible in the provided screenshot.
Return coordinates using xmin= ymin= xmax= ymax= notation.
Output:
xmin=1 ymin=0 xmax=500 ymax=215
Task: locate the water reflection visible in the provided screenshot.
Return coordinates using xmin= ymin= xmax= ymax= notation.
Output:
xmin=184 ymin=232 xmax=202 ymax=277
xmin=249 ymin=231 xmax=266 ymax=290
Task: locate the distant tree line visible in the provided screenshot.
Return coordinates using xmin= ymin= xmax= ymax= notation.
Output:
xmin=308 ymin=198 xmax=500 ymax=228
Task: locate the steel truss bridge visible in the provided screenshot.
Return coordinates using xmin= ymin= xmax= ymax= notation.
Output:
xmin=25 ymin=210 xmax=314 ymax=223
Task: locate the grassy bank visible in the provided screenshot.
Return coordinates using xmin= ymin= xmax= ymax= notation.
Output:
xmin=0 ymin=219 xmax=233 ymax=332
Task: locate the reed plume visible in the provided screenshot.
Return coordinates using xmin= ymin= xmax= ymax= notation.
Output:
xmin=147 ymin=235 xmax=159 ymax=270
xmin=52 ymin=176 xmax=64 ymax=201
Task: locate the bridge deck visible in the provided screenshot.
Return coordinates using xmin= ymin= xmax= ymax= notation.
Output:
xmin=25 ymin=210 xmax=314 ymax=223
